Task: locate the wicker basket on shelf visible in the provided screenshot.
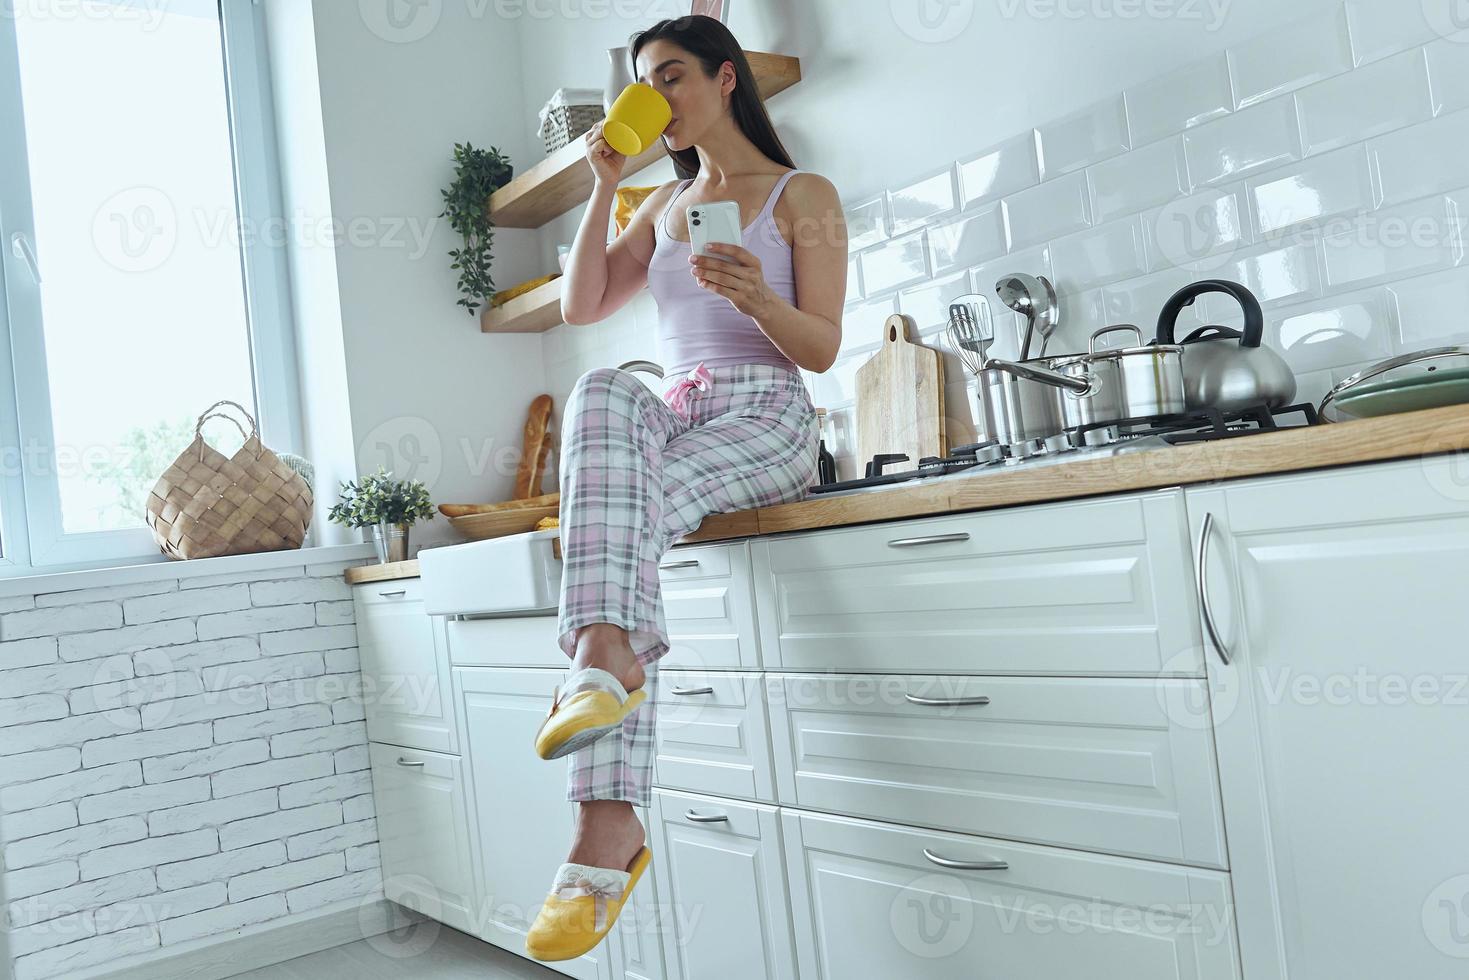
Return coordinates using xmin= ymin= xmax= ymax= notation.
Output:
xmin=145 ymin=399 xmax=313 ymax=560
xmin=538 ymin=88 xmax=605 ymax=155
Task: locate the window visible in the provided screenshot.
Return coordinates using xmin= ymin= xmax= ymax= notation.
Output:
xmin=0 ymin=0 xmax=301 ymax=575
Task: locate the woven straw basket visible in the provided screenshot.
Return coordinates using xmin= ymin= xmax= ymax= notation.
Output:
xmin=146 ymin=399 xmax=313 ymax=560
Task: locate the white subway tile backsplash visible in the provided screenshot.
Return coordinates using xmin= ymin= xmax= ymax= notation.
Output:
xmin=1144 ymin=183 xmax=1254 ymax=273
xmin=1003 ymin=171 xmax=1092 ymax=249
xmin=957 ymin=132 xmax=1040 ymax=209
xmin=1269 ymin=287 xmax=1396 ymax=373
xmin=845 ymin=196 xmax=888 ymax=250
xmin=1425 ymin=37 xmax=1469 ymax=115
xmin=887 ymin=167 xmax=958 ymax=236
xmin=1088 ymin=138 xmax=1188 ymax=224
xmin=1227 ymin=6 xmax=1353 ymax=108
xmin=1368 ymin=108 xmax=1469 ymax=207
xmin=857 ymin=229 xmax=929 ymax=295
xmin=1345 ymin=0 xmax=1444 ymax=66
xmin=1295 ymin=49 xmax=1433 ymax=157
xmin=845 ymin=258 xmax=862 ymax=303
xmin=1037 ymin=95 xmax=1130 ymax=179
xmin=897 ymin=270 xmax=970 ymax=334
xmin=1183 ymin=96 xmax=1304 ymax=187
xmin=1049 ymin=217 xmax=1148 ymax=292
xmin=1125 ymin=54 xmax=1234 ymax=147
xmin=1321 ymin=194 xmax=1462 ymax=288
xmin=1387 ymin=265 xmax=1469 ymax=347
xmin=925 ymin=205 xmax=1007 ymax=274
xmin=1103 ymin=267 xmax=1211 ymax=336
xmin=1195 ymin=241 xmax=1322 ymax=308
xmin=1248 ymin=146 xmax=1375 ymax=235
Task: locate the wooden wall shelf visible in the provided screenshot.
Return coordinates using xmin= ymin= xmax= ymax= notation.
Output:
xmin=487 ymin=51 xmax=802 ymax=230
xmin=480 ymin=277 xmax=566 ymax=334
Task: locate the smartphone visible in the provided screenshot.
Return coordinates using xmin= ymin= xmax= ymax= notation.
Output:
xmin=687 ymin=201 xmax=743 ymax=262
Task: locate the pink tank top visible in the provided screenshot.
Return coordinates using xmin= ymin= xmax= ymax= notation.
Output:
xmin=647 ymin=169 xmax=803 ymax=378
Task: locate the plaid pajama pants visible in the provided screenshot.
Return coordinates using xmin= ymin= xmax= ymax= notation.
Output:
xmin=555 ymin=362 xmax=820 ymax=806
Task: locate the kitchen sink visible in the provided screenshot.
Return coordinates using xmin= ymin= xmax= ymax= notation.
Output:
xmin=418 ymin=527 xmax=563 ymax=616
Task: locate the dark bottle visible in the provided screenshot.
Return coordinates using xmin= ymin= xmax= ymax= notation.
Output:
xmin=815 ymin=407 xmax=837 ymax=486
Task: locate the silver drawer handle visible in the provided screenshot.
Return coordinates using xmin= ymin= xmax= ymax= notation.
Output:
xmin=887 ymin=531 xmax=969 ymax=548
xmin=659 ymin=559 xmax=700 ymax=570
xmin=1195 ymin=512 xmax=1232 ymax=666
xmin=923 ymin=847 xmax=1008 ymax=871
xmin=904 ymin=693 xmax=991 ymax=707
xmin=671 ymin=686 xmax=715 ymax=696
xmin=378 ymin=589 xmax=407 ymax=598
xmin=396 ymin=758 xmax=425 ymax=768
xmin=684 ymin=809 xmax=729 ymax=823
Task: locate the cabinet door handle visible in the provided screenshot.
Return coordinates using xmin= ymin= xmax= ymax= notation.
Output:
xmin=904 ymin=692 xmax=991 ymax=707
xmin=671 ymin=685 xmax=715 ymax=696
xmin=887 ymin=531 xmax=969 ymax=548
xmin=684 ymin=809 xmax=729 ymax=823
xmin=922 ymin=847 xmax=1008 ymax=871
xmin=659 ymin=559 xmax=700 ymax=570
xmin=378 ymin=589 xmax=407 ymax=598
xmin=1196 ymin=512 xmax=1232 ymax=666
xmin=396 ymin=757 xmax=425 ymax=768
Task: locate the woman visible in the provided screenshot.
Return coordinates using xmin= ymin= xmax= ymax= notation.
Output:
xmin=524 ymin=14 xmax=846 ymax=962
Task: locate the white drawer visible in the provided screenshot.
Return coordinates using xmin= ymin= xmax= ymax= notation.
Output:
xmin=781 ymin=809 xmax=1241 ymax=980
xmin=445 ymin=615 xmax=566 ymax=669
xmin=354 ymin=577 xmax=424 ymax=605
xmin=368 ymin=742 xmax=479 ymax=937
xmin=659 ymin=541 xmax=761 ymax=669
xmin=353 ymin=588 xmax=457 ymax=753
xmin=651 ymin=789 xmax=798 ymax=980
xmin=767 ymin=672 xmax=1227 ymax=869
xmin=651 ymin=670 xmax=774 ymax=803
xmin=753 ymin=491 xmax=1202 ymax=675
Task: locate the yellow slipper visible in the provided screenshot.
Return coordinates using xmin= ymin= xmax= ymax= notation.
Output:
xmin=534 ymin=666 xmax=647 ymax=760
xmin=525 ymin=844 xmax=653 ymax=961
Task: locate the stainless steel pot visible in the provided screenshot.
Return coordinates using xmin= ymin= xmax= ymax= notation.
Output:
xmin=974 ymin=353 xmax=1075 ymax=453
xmin=1156 ymin=279 xmax=1297 ymax=411
xmin=1080 ymin=324 xmax=1188 ymax=419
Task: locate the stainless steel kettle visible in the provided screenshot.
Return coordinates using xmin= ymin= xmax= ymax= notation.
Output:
xmin=1155 ymin=279 xmax=1297 ymax=412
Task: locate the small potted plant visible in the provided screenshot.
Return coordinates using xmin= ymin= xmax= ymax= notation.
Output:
xmin=329 ymin=465 xmax=435 ymax=564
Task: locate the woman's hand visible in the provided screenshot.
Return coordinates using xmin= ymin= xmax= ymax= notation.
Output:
xmin=584 ymin=121 xmax=627 ymax=186
xmin=690 ymin=243 xmax=778 ymax=320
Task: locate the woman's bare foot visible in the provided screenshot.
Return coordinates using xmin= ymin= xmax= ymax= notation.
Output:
xmin=571 ymin=623 xmax=645 ymax=693
xmin=566 ymin=800 xmax=646 ymax=874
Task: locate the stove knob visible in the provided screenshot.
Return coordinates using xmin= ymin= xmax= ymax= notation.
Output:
xmin=865 ymin=453 xmax=910 ymax=478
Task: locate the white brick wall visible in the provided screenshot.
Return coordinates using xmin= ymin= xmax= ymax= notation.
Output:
xmin=0 ymin=560 xmax=382 ymax=980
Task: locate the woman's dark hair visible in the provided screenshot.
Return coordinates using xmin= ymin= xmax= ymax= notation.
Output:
xmin=630 ymin=15 xmax=796 ymax=180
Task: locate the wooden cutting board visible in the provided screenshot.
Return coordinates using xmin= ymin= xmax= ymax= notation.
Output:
xmin=855 ymin=314 xmax=946 ymax=471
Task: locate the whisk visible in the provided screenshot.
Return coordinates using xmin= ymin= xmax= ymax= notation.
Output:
xmin=946 ymin=297 xmax=994 ymax=379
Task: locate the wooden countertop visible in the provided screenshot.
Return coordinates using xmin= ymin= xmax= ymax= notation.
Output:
xmin=347 ymin=403 xmax=1469 ymax=584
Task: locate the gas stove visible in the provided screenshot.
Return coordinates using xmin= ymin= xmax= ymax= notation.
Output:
xmin=806 ymin=403 xmax=1321 ymax=497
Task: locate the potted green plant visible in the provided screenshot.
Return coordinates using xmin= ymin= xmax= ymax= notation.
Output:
xmin=441 ymin=141 xmax=514 ymax=315
xmin=328 ymin=465 xmax=435 ymax=564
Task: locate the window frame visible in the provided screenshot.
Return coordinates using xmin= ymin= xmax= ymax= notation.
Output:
xmin=0 ymin=0 xmax=303 ymax=577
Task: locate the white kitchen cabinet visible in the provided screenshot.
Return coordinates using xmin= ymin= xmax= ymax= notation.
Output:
xmin=447 ymin=613 xmax=568 ymax=669
xmin=609 ymin=802 xmax=668 ymax=980
xmin=781 ymin=808 xmax=1241 ymax=980
xmin=354 ymin=580 xmax=458 ymax=753
xmin=367 ymin=742 xmax=479 ymax=937
xmin=652 ymin=670 xmax=776 ymax=803
xmin=1187 ymin=455 xmax=1469 ymax=980
xmin=650 ymin=788 xmax=799 ymax=980
xmin=752 ymin=491 xmax=1202 ymax=676
xmin=767 ymin=672 xmax=1226 ymax=868
xmin=456 ymin=665 xmax=615 ymax=980
xmin=658 ymin=540 xmax=762 ymax=669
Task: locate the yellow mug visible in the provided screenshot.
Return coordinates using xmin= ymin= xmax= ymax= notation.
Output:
xmin=602 ymin=83 xmax=673 ymax=157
